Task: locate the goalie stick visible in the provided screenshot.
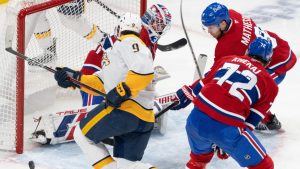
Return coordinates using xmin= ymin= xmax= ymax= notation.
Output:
xmin=157 ymin=38 xmax=187 ymax=51
xmin=91 ymin=0 xmax=187 ymax=52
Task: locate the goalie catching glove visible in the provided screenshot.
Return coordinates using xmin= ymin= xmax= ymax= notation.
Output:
xmin=106 ymin=82 xmax=131 ymax=108
xmin=54 ymin=67 xmax=81 ymax=88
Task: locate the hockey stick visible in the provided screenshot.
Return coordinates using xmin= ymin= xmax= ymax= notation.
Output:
xmin=157 ymin=38 xmax=187 ymax=51
xmin=155 ymin=101 xmax=179 ymax=119
xmin=193 ymin=54 xmax=208 ymax=81
xmin=5 ymin=25 xmax=106 ymax=96
xmin=180 ymin=0 xmax=203 ymax=78
xmin=91 ymin=0 xmax=187 ymax=52
xmin=5 ymin=49 xmax=107 ymax=97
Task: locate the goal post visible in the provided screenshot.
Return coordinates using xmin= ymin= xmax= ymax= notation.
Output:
xmin=1 ymin=0 xmax=147 ymax=154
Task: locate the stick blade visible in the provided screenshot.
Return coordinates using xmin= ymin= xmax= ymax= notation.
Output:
xmin=158 ymin=38 xmax=187 ymax=51
xmin=193 ymin=54 xmax=208 ymax=81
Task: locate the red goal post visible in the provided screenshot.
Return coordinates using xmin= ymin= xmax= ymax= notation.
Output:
xmin=1 ymin=0 xmax=146 ymax=154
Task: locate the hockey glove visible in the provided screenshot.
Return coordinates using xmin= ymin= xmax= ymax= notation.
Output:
xmin=54 ymin=67 xmax=81 ymax=88
xmin=171 ymin=85 xmax=194 ymax=110
xmin=106 ymin=82 xmax=131 ymax=108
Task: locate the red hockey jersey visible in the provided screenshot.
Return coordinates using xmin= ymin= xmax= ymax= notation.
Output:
xmin=215 ymin=10 xmax=297 ymax=76
xmin=80 ymin=34 xmax=117 ymax=75
xmin=192 ymin=55 xmax=278 ymax=129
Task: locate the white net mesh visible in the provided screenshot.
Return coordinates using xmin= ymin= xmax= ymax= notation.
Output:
xmin=0 ymin=0 xmax=143 ymax=152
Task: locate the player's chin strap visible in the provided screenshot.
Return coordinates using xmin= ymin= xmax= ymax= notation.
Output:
xmin=89 ymin=0 xmax=187 ymax=52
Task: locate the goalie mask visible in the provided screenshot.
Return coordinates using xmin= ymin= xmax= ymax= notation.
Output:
xmin=115 ymin=12 xmax=142 ymax=37
xmin=142 ymin=4 xmax=172 ymax=43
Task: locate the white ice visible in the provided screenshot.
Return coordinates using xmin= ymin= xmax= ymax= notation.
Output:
xmin=1 ymin=0 xmax=300 ymax=168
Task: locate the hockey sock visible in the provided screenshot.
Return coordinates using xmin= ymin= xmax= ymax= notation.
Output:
xmin=186 ymin=151 xmax=214 ymax=169
xmin=248 ymin=155 xmax=274 ymax=169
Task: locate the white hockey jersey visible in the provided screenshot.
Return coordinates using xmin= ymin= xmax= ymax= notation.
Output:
xmin=80 ymin=34 xmax=155 ymax=122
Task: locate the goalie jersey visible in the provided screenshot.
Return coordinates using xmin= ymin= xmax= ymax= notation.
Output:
xmin=80 ymin=34 xmax=155 ymax=122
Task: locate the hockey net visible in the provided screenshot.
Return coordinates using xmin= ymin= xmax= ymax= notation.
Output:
xmin=0 ymin=0 xmax=146 ymax=154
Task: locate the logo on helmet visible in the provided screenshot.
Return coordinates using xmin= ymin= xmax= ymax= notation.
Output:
xmin=116 ymin=13 xmax=141 ymax=37
xmin=201 ymin=2 xmax=230 ymax=27
xmin=248 ymin=37 xmax=273 ymax=65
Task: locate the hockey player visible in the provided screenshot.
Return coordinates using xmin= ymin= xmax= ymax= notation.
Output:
xmin=54 ymin=13 xmax=157 ymax=169
xmin=200 ymin=2 xmax=297 ymax=131
xmin=80 ymin=3 xmax=172 ymax=107
xmin=29 ymin=4 xmax=172 ymax=145
xmin=80 ymin=4 xmax=172 ymax=137
xmin=171 ymin=38 xmax=277 ymax=169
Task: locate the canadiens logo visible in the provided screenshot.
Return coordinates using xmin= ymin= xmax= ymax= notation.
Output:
xmin=244 ymin=154 xmax=251 ymax=160
xmin=101 ymin=53 xmax=110 ymax=67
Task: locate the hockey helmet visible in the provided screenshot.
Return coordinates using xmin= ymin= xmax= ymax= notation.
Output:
xmin=116 ymin=12 xmax=142 ymax=37
xmin=141 ymin=4 xmax=172 ymax=43
xmin=201 ymin=2 xmax=230 ymax=27
xmin=248 ymin=37 xmax=273 ymax=65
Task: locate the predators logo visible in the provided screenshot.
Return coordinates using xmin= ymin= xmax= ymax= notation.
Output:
xmin=101 ymin=53 xmax=110 ymax=67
